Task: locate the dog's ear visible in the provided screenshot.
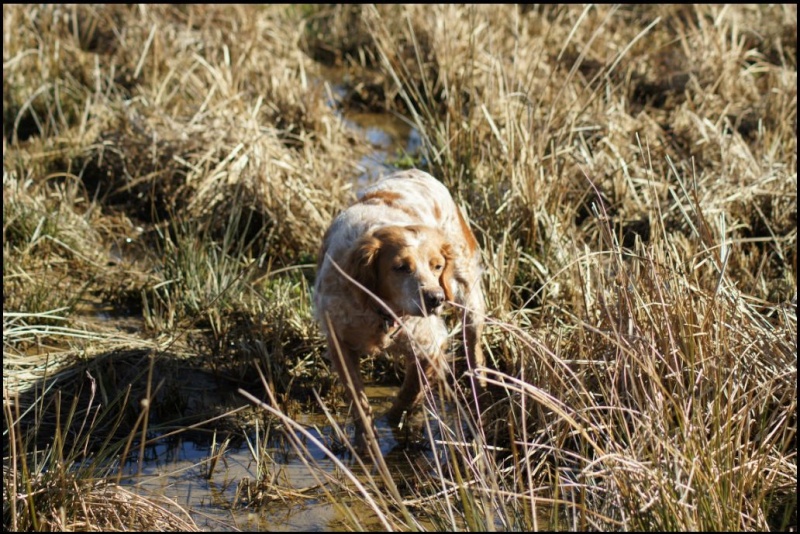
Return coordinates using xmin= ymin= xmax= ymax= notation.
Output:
xmin=439 ymin=242 xmax=457 ymax=302
xmin=346 ymin=234 xmax=382 ymax=302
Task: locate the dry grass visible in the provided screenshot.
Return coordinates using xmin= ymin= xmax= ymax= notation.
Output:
xmin=4 ymin=4 xmax=796 ymax=531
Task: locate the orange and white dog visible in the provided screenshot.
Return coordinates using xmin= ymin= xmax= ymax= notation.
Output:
xmin=314 ymin=169 xmax=485 ymax=445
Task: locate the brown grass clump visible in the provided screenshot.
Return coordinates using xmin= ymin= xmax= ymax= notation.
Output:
xmin=5 ymin=470 xmax=198 ymax=532
xmin=4 ymin=4 xmax=365 ymax=261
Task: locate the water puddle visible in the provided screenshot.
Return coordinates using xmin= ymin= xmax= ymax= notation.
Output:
xmin=316 ymin=64 xmax=422 ymax=184
xmin=73 ymin=298 xmax=144 ymax=334
xmin=122 ymin=386 xmax=431 ymax=531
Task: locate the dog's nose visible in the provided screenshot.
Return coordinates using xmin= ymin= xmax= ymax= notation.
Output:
xmin=423 ymin=288 xmax=445 ymax=311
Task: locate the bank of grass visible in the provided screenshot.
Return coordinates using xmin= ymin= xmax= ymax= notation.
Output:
xmin=3 ymin=3 xmax=796 ymax=531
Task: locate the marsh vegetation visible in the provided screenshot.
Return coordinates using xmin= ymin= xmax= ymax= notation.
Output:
xmin=3 ymin=4 xmax=796 ymax=531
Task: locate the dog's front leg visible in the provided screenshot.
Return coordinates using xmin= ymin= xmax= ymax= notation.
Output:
xmin=386 ymin=318 xmax=447 ymax=428
xmin=328 ymin=338 xmax=377 ymax=452
xmin=462 ymin=280 xmax=486 ymax=389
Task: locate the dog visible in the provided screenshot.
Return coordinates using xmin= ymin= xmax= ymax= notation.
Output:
xmin=314 ymin=169 xmax=485 ymax=447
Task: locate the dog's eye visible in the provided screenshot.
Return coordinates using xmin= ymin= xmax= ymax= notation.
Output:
xmin=393 ymin=263 xmax=412 ymax=273
xmin=432 ymin=263 xmax=444 ymax=272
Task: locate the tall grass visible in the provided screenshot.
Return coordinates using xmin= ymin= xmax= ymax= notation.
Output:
xmin=4 ymin=3 xmax=795 ymax=531
xmin=267 ymin=4 xmax=795 ymax=530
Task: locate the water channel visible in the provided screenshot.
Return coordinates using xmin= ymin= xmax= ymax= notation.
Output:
xmin=116 ymin=65 xmax=429 ymax=530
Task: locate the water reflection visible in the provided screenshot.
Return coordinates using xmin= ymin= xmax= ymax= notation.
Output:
xmin=123 ymin=386 xmax=436 ymax=531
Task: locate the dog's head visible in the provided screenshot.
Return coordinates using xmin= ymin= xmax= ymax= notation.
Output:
xmin=346 ymin=225 xmax=455 ymax=317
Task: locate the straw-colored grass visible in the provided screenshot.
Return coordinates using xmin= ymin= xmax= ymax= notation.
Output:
xmin=4 ymin=3 xmax=795 ymax=531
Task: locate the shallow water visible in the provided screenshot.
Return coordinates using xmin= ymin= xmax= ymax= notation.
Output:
xmin=316 ymin=63 xmax=422 ymax=185
xmin=122 ymin=387 xmax=431 ymax=531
